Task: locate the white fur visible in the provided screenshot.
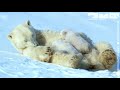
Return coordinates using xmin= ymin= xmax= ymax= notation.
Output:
xmin=80 ymin=48 xmax=105 ymax=70
xmin=23 ymin=46 xmax=51 ymax=62
xmin=52 ymin=52 xmax=83 ymax=68
xmin=51 ymin=39 xmax=79 ymax=54
xmin=95 ymin=41 xmax=115 ymax=53
xmin=79 ymin=32 xmax=94 ymax=47
xmin=7 ymin=20 xmax=38 ymax=53
xmin=60 ymin=29 xmax=91 ymax=54
xmin=7 ymin=21 xmax=83 ymax=68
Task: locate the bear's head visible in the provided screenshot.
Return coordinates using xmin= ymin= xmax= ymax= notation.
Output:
xmin=60 ymin=29 xmax=71 ymax=40
xmin=7 ymin=20 xmax=38 ymax=53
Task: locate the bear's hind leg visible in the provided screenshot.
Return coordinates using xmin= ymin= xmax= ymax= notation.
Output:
xmin=95 ymin=42 xmax=117 ymax=69
xmin=99 ymin=49 xmax=117 ymax=69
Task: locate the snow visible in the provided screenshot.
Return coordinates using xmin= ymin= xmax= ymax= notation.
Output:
xmin=0 ymin=12 xmax=120 ymax=78
xmin=0 ymin=51 xmax=119 ymax=78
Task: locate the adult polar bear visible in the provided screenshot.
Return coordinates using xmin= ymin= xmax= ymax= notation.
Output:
xmin=7 ymin=20 xmax=83 ymax=68
xmin=7 ymin=20 xmax=117 ymax=70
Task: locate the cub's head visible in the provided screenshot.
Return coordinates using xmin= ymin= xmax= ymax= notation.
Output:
xmin=7 ymin=20 xmax=38 ymax=53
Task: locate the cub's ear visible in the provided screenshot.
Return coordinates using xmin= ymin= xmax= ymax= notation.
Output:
xmin=7 ymin=34 xmax=12 ymax=39
xmin=60 ymin=30 xmax=67 ymax=36
xmin=24 ymin=20 xmax=31 ymax=26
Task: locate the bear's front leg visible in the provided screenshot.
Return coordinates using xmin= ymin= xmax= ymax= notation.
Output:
xmin=23 ymin=46 xmax=53 ymax=63
xmin=51 ymin=52 xmax=83 ymax=68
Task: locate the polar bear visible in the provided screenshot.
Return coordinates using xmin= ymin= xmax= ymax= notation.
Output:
xmin=7 ymin=20 xmax=83 ymax=68
xmin=7 ymin=20 xmax=117 ymax=70
xmin=60 ymin=29 xmax=93 ymax=54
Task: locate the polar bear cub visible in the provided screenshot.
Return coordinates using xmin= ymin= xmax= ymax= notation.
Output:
xmin=60 ymin=29 xmax=92 ymax=54
xmin=51 ymin=39 xmax=79 ymax=54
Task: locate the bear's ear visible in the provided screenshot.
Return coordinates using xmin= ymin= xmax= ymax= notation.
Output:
xmin=60 ymin=30 xmax=67 ymax=36
xmin=7 ymin=34 xmax=12 ymax=39
xmin=24 ymin=20 xmax=31 ymax=26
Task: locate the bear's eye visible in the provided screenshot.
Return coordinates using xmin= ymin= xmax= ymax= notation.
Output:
xmin=27 ymin=20 xmax=31 ymax=26
xmin=8 ymin=35 xmax=12 ymax=39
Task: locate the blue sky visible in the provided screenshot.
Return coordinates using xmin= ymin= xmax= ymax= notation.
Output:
xmin=0 ymin=12 xmax=119 ymax=54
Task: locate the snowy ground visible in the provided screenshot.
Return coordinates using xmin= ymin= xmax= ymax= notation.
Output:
xmin=0 ymin=51 xmax=119 ymax=78
xmin=0 ymin=12 xmax=120 ymax=78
